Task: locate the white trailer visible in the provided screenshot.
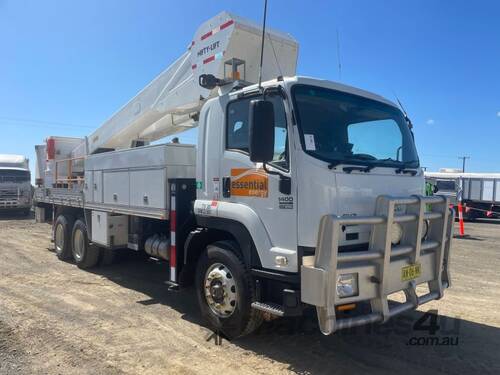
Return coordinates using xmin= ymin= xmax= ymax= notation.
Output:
xmin=0 ymin=154 xmax=32 ymax=215
xmin=426 ymin=171 xmax=500 ymax=219
xmin=34 ymin=11 xmax=454 ymax=338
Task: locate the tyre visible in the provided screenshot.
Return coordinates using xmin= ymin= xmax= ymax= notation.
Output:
xmin=71 ymin=219 xmax=100 ymax=269
xmin=195 ymin=241 xmax=263 ymax=339
xmin=54 ymin=214 xmax=75 ymax=260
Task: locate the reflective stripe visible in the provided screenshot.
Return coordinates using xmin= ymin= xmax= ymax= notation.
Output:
xmin=170 ymin=188 xmax=177 ymax=282
xmin=200 ymin=19 xmax=234 ymax=41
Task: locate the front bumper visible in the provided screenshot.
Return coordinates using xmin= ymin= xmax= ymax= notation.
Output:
xmin=301 ymin=195 xmax=453 ymax=335
xmin=0 ymin=200 xmax=31 ymax=209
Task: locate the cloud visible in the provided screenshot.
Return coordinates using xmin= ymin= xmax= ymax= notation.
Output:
xmin=426 ymin=119 xmax=435 ymax=125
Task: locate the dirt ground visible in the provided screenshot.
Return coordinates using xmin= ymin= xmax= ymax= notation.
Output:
xmin=0 ymin=214 xmax=499 ymax=375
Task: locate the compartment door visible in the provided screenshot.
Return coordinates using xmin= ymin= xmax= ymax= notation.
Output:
xmin=84 ymin=171 xmax=93 ymax=202
xmin=94 ymin=170 xmax=103 ymax=203
xmin=130 ymin=168 xmax=167 ymax=209
xmin=103 ymin=171 xmax=129 ymax=206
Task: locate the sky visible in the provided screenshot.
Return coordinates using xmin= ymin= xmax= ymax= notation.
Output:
xmin=1 ymin=0 xmax=499 ymax=177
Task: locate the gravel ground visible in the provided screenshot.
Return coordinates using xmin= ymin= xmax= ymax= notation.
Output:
xmin=0 ymin=213 xmax=499 ymax=374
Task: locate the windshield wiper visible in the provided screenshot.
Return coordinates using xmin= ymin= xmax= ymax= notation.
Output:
xmin=327 ymin=161 xmax=340 ymax=169
xmin=327 ymin=160 xmax=374 ymax=171
xmin=376 ymin=158 xmax=419 ymax=175
xmin=343 ymin=165 xmax=375 ymax=174
xmin=395 ymin=168 xmax=418 ymax=176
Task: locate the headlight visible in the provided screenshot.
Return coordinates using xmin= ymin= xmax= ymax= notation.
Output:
xmin=391 ymin=222 xmax=403 ymax=245
xmin=336 ymin=273 xmax=358 ymax=298
xmin=421 ymin=220 xmax=429 ymax=240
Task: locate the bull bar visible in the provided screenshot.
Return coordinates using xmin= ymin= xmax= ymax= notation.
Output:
xmin=301 ymin=195 xmax=453 ymax=335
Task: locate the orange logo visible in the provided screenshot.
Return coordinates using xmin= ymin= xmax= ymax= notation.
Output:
xmin=230 ymin=168 xmax=268 ymax=198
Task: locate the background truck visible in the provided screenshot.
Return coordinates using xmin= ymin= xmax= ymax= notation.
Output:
xmin=33 ymin=11 xmax=454 ymax=338
xmin=0 ymin=154 xmax=32 ymax=216
xmin=426 ymin=170 xmax=500 ymax=220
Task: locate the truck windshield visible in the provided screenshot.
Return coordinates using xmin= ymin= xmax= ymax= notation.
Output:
xmin=291 ymin=85 xmax=419 ymax=169
xmin=0 ymin=170 xmax=30 ymax=183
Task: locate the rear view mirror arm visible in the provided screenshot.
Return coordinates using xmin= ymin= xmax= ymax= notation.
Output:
xmin=263 ymin=163 xmax=292 ymax=195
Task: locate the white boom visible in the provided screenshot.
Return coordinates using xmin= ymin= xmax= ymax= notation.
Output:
xmin=88 ymin=11 xmax=298 ymax=154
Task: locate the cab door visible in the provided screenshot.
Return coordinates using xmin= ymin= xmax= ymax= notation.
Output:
xmin=219 ymin=93 xmax=298 ymax=271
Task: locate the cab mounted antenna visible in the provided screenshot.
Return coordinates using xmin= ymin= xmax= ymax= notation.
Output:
xmin=394 ymin=94 xmax=414 ymax=129
xmin=336 ymin=29 xmax=342 ymax=81
xmin=257 ymin=0 xmax=268 ymax=89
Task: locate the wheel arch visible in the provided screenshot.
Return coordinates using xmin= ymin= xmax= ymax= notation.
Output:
xmin=181 ymin=218 xmax=262 ymax=286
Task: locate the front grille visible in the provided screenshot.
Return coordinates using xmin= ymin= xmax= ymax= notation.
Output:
xmin=0 ymin=189 xmax=18 ymax=200
xmin=0 ymin=176 xmax=28 ymax=183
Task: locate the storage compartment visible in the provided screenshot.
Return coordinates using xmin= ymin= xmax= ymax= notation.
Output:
xmin=103 ymin=171 xmax=130 ymax=206
xmin=84 ymin=144 xmax=195 ymax=216
xmin=130 ymin=169 xmax=167 ymax=208
xmin=91 ymin=211 xmax=128 ymax=248
xmin=93 ymin=170 xmax=103 ymax=203
xmin=35 ymin=206 xmax=47 ymax=223
xmin=84 ymin=171 xmax=93 ymax=202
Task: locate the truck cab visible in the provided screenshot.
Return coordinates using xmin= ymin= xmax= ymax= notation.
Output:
xmin=0 ymin=154 xmax=32 ymax=216
xmin=193 ymin=76 xmax=453 ymax=335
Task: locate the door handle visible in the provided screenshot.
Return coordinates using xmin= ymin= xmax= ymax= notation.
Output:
xmin=222 ymin=177 xmax=231 ymax=198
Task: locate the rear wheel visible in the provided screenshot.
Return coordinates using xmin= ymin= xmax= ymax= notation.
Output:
xmin=54 ymin=214 xmax=74 ymax=260
xmin=195 ymin=241 xmax=263 ymax=339
xmin=71 ymin=219 xmax=100 ymax=269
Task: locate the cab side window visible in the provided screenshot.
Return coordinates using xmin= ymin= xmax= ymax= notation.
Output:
xmin=227 ymin=99 xmax=250 ymax=152
xmin=226 ymin=95 xmax=288 ymax=170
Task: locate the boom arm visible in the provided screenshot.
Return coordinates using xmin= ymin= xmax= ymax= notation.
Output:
xmin=88 ymin=11 xmax=298 ymax=154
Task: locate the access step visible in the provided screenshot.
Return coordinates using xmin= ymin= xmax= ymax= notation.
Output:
xmin=251 ymin=301 xmax=284 ymax=317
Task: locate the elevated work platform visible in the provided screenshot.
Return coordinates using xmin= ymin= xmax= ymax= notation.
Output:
xmin=88 ymin=11 xmax=298 ymax=154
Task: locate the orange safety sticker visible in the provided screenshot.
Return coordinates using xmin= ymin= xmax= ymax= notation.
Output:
xmin=230 ymin=168 xmax=268 ymax=198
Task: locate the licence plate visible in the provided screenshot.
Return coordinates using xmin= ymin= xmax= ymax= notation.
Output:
xmin=401 ymin=263 xmax=421 ymax=281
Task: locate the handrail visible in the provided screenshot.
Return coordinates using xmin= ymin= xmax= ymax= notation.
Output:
xmin=54 ymin=156 xmax=86 ymax=189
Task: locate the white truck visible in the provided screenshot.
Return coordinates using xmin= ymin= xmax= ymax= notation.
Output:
xmin=0 ymin=154 xmax=32 ymax=216
xmin=34 ymin=11 xmax=454 ymax=338
xmin=426 ymin=170 xmax=500 ymax=220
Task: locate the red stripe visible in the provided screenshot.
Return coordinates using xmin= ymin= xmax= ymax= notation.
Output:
xmin=219 ymin=19 xmax=234 ymax=30
xmin=191 ymin=64 xmax=197 ymax=70
xmin=201 ymin=30 xmax=213 ymax=40
xmin=203 ymin=55 xmax=215 ymax=64
xmin=170 ymin=210 xmax=176 ymax=231
xmin=170 ymin=245 xmax=176 ymax=268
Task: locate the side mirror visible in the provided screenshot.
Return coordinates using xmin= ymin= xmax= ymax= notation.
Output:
xmin=249 ymin=99 xmax=275 ymax=163
xmin=433 ymin=185 xmax=439 ymax=193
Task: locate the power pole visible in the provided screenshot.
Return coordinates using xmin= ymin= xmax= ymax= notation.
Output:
xmin=458 ymin=156 xmax=470 ymax=172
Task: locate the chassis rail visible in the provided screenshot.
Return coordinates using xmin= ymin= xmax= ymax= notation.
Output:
xmin=301 ymin=195 xmax=453 ymax=335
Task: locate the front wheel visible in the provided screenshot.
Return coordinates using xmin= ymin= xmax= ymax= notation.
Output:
xmin=195 ymin=241 xmax=262 ymax=339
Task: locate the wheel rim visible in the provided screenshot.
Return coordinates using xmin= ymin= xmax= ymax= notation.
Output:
xmin=204 ymin=262 xmax=237 ymax=318
xmin=55 ymin=224 xmax=64 ymax=253
xmin=72 ymin=228 xmax=85 ymax=261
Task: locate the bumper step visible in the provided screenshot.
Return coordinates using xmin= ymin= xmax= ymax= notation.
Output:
xmin=251 ymin=302 xmax=284 ymax=317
